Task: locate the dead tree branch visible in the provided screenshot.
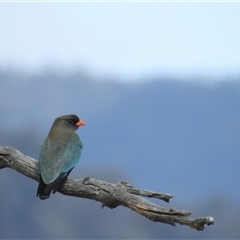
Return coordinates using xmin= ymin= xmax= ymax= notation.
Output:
xmin=0 ymin=146 xmax=214 ymax=231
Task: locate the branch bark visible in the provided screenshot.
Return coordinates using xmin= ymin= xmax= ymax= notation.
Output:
xmin=0 ymin=146 xmax=214 ymax=231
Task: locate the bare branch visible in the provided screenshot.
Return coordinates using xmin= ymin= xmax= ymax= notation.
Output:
xmin=0 ymin=146 xmax=214 ymax=231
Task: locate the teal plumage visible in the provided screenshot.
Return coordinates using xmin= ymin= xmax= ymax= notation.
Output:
xmin=37 ymin=114 xmax=85 ymax=199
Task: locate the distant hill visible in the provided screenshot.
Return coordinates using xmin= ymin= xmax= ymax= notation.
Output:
xmin=0 ymin=69 xmax=239 ymax=238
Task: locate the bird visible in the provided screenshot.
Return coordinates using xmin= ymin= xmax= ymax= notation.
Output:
xmin=36 ymin=114 xmax=85 ymax=200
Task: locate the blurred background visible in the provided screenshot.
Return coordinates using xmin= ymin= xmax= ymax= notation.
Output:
xmin=1 ymin=2 xmax=240 ymax=239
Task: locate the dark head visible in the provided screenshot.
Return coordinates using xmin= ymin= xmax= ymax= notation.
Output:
xmin=50 ymin=114 xmax=85 ymax=134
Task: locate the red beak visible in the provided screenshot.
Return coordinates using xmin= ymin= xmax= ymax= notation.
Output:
xmin=76 ymin=120 xmax=86 ymax=127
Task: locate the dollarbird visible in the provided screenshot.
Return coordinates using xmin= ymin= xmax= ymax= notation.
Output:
xmin=37 ymin=114 xmax=85 ymax=200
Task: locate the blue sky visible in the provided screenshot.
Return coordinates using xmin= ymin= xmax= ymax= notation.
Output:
xmin=1 ymin=2 xmax=240 ymax=82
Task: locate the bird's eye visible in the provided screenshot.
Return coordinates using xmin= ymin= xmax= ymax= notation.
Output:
xmin=68 ymin=119 xmax=73 ymax=123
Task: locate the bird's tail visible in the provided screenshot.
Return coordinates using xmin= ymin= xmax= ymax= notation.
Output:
xmin=36 ymin=168 xmax=74 ymax=200
xmin=36 ymin=176 xmax=51 ymax=199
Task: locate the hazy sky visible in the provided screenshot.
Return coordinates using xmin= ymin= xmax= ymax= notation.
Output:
xmin=1 ymin=2 xmax=240 ymax=82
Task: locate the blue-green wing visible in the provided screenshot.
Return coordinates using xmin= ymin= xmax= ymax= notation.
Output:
xmin=38 ymin=133 xmax=82 ymax=184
